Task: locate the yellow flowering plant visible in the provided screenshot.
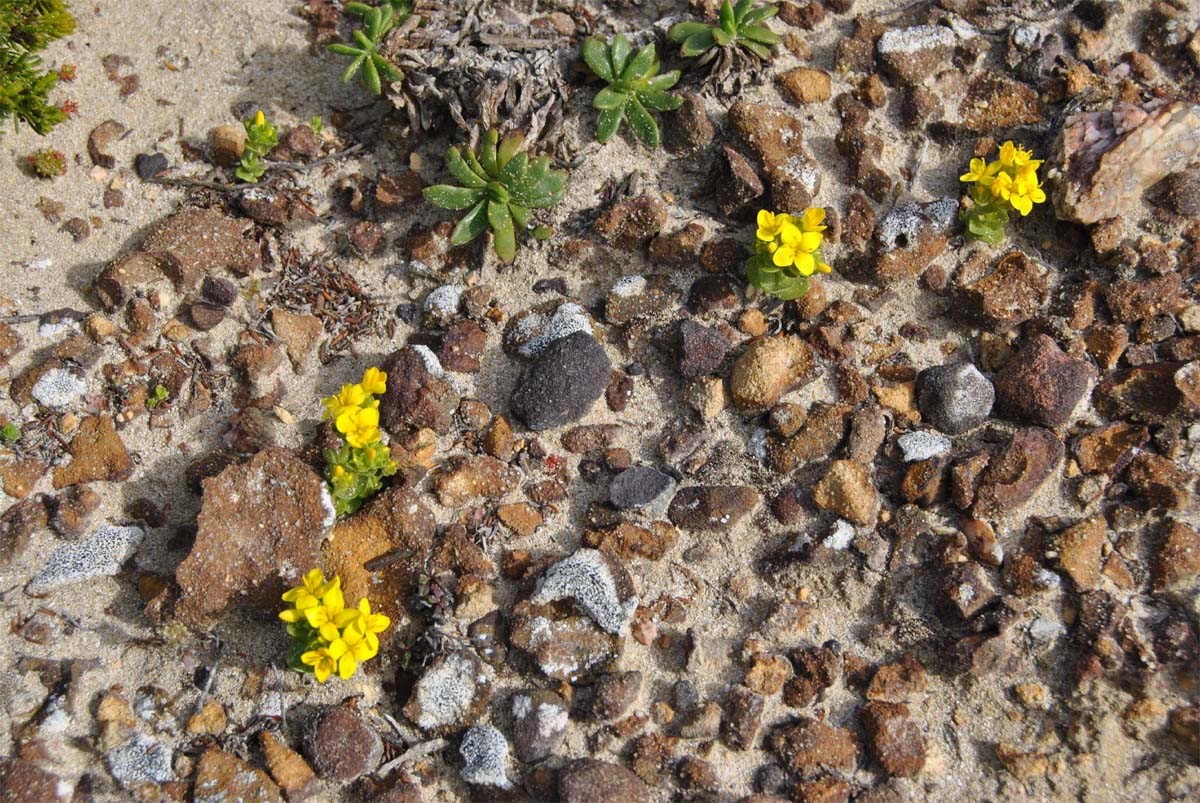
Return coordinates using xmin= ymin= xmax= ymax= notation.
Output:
xmin=959 ymin=140 xmax=1046 ymax=243
xmin=746 ymin=208 xmax=831 ymax=300
xmin=322 ymin=367 xmax=397 ymax=516
xmin=281 ymin=569 xmax=391 ymax=682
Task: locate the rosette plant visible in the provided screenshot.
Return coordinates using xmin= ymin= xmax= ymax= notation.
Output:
xmin=582 ymin=33 xmax=683 ymax=148
xmin=423 ymin=128 xmax=568 ymax=262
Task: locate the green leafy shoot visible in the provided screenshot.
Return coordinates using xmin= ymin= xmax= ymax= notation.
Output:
xmin=582 ymin=34 xmax=683 ymax=148
xmin=668 ymin=0 xmax=780 ymax=60
xmin=0 ymin=422 xmax=20 ymax=443
xmin=423 ymin=129 xmax=569 ymax=263
xmin=145 ymin=384 xmax=169 ymax=410
xmin=327 ymin=1 xmax=410 ymax=96
xmin=325 ymin=442 xmax=397 ymax=517
xmin=0 ymin=0 xmax=76 ymax=135
xmin=310 ymin=114 xmax=324 ymax=136
xmin=236 ymin=110 xmax=278 ymax=184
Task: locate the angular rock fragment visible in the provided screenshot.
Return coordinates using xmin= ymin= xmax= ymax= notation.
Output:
xmin=668 ymin=485 xmax=759 ymax=531
xmin=917 ymin=363 xmax=994 ymax=434
xmin=176 ymin=448 xmax=334 ymax=627
xmin=532 ymin=549 xmax=636 ymax=635
xmin=877 ymin=26 xmax=956 ymax=85
xmin=379 ymin=345 xmax=460 ymax=434
xmin=730 ymin=335 xmax=816 ymax=409
xmin=1053 ymin=100 xmax=1200 ymax=224
xmin=861 ymin=701 xmax=926 ymax=777
xmin=194 ymin=749 xmax=283 ymax=803
xmin=813 ymin=460 xmax=879 ymax=525
xmin=771 ymin=718 xmax=860 ymax=779
xmin=403 ymin=650 xmax=492 ymax=734
xmin=973 ymin=428 xmax=1063 ymax=519
xmin=869 ymin=199 xmax=955 ymax=284
xmin=140 ymin=207 xmax=260 ymax=288
xmin=511 ymin=689 xmax=569 ymax=763
xmin=994 ymin=335 xmax=1094 ymax=427
xmin=959 ymin=251 xmax=1048 ymax=331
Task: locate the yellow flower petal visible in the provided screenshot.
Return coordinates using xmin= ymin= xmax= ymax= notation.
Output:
xmin=338 ymin=654 xmax=357 ymax=679
xmin=772 ymin=246 xmax=796 ymax=268
xmin=799 ymin=231 xmax=823 ymax=252
xmin=800 ymin=208 xmax=826 ymax=232
xmin=793 ymin=252 xmax=816 ymax=276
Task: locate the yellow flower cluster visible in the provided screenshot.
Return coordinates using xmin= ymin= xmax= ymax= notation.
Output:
xmin=755 ymin=209 xmax=832 ymax=277
xmin=322 ymin=367 xmax=387 ymax=448
xmin=280 ymin=569 xmax=390 ymax=683
xmin=960 ymin=141 xmax=1046 ymax=216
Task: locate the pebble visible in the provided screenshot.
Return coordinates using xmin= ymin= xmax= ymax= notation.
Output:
xmin=559 ymin=758 xmax=651 ymax=803
xmin=605 ymin=274 xmax=675 ymax=325
xmin=896 ymin=431 xmax=952 ymax=462
xmin=1153 ymin=521 xmax=1200 ymax=591
xmin=433 ymin=454 xmax=521 ymax=506
xmin=824 ymin=519 xmax=856 ymax=551
xmin=134 ymin=152 xmax=168 ymax=180
xmin=591 ymin=671 xmax=642 ymax=721
xmin=509 ymin=608 xmax=618 ymax=683
xmin=771 ymin=718 xmax=860 ymax=779
xmin=27 ymin=523 xmax=143 ymax=594
xmin=532 ymin=549 xmax=636 ymax=635
xmin=505 ymin=300 xmax=594 ymax=357
xmin=302 ymin=706 xmax=382 ymax=781
xmin=916 ymin=362 xmax=994 ymax=434
xmin=175 ymin=448 xmax=333 ymax=627
xmin=1056 ymin=516 xmax=1106 ymax=591
xmin=668 ymin=485 xmax=759 ymax=531
xmin=812 ymin=460 xmax=879 ymax=525
xmin=730 ymin=335 xmax=816 ymax=409
xmin=423 ymin=284 xmax=464 ymax=328
xmin=106 ymin=734 xmax=174 ymax=786
xmin=861 ymin=701 xmax=926 ymax=777
xmin=511 ymin=689 xmax=569 ymax=762
xmin=0 ymin=757 xmax=63 ymax=803
xmin=780 ymin=67 xmax=832 ymax=104
xmin=870 ymin=199 xmax=954 ymax=284
xmin=994 ymin=335 xmax=1094 ymax=427
xmin=960 ymin=251 xmax=1048 ymax=330
xmin=459 ymin=725 xmax=512 ymax=790
xmin=723 ymin=685 xmax=766 ymax=750
xmin=193 ymin=748 xmax=282 ymax=803
xmin=677 ymin=320 xmax=731 ymax=379
xmin=259 ymin=731 xmax=316 ymax=801
xmin=510 ymin=332 xmax=612 ymax=431
xmin=593 ymin=194 xmax=668 ymax=250
xmin=609 ymin=466 xmax=676 ymax=513
xmin=403 ymin=650 xmax=493 ymax=733
xmin=211 ymin=123 xmax=246 ymax=167
xmin=30 ymin=367 xmax=86 ymax=409
xmin=877 ymin=25 xmax=957 ymax=85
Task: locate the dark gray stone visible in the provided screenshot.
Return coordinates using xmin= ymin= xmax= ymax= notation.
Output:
xmin=510 ymin=332 xmax=612 ymax=431
xmin=916 ymin=362 xmax=994 ymax=434
xmin=609 ymin=466 xmax=676 ymax=512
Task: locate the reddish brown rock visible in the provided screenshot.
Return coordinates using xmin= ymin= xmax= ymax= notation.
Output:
xmin=1073 ymin=423 xmax=1148 ymax=476
xmin=510 ymin=605 xmax=619 ymax=683
xmin=768 ymin=403 xmax=850 ymax=472
xmin=994 ymin=335 xmax=1094 ymax=427
xmin=303 ymin=705 xmax=383 ymax=780
xmin=594 ymin=194 xmax=668 ymax=250
xmin=745 ymin=653 xmax=794 ymax=696
xmin=140 ymin=206 xmax=259 ymax=288
xmin=0 ymin=757 xmax=63 ymax=803
xmin=584 ymin=521 xmax=677 ymax=561
xmin=0 ymin=323 xmax=22 ymax=367
xmin=497 ymin=503 xmax=543 ymax=537
xmin=1094 ymin=363 xmax=1184 ymax=422
xmin=959 ymin=251 xmax=1048 ymax=331
xmin=877 ymin=25 xmax=955 ymax=85
xmin=52 ymin=415 xmax=133 ymax=488
xmin=559 ymin=758 xmax=651 ymax=803
xmin=869 ymin=200 xmax=953 ymax=284
xmin=194 ymin=748 xmax=283 ymax=803
xmin=1126 ymin=452 xmax=1193 ymax=509
xmin=437 ymin=320 xmax=487 ymax=373
xmin=1056 ymin=517 xmax=1107 ymax=591
xmin=1153 ymin=521 xmax=1200 ymax=592
xmin=780 ymin=67 xmax=832 ymax=104
xmin=0 ymin=457 xmax=46 ymax=500
xmin=1104 ymin=274 xmax=1183 ymax=324
xmin=260 ymin=730 xmax=317 ymax=801
xmin=668 ymin=485 xmax=759 ymax=531
xmin=973 ymin=428 xmax=1064 ymax=519
xmin=322 ymin=487 xmax=435 ymax=646
xmin=861 ymin=701 xmax=926 ymax=777
xmin=771 ymin=718 xmax=860 ymax=779
xmin=730 ymin=335 xmax=816 ymax=409
xmin=176 ymin=448 xmax=333 ymax=628
xmin=379 ymin=346 xmax=460 ymax=434
xmin=960 ymin=72 xmax=1042 ymax=130
xmin=270 ymin=309 xmax=324 ymax=370
xmin=867 ymin=655 xmax=927 ymax=703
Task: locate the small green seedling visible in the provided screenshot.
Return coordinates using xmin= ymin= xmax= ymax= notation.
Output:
xmin=145 ymin=384 xmax=169 ymax=410
xmin=423 ymin=129 xmax=568 ymax=263
xmin=237 ymin=110 xmax=278 ymax=184
xmin=328 ymin=1 xmax=410 ymax=96
xmin=0 ymin=422 xmax=21 ymax=443
xmin=310 ymin=115 xmax=324 ymax=136
xmin=582 ymin=34 xmax=683 ymax=148
xmin=668 ymin=0 xmax=781 ymax=60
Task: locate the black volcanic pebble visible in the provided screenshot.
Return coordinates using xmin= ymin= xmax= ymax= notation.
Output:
xmin=134 ymin=152 xmax=169 ymax=180
xmin=510 ymin=332 xmax=612 ymax=431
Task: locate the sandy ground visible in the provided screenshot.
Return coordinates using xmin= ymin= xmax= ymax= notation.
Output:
xmin=0 ymin=0 xmax=1198 ymax=801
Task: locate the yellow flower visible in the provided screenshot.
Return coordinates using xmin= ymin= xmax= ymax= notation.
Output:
xmin=336 ymin=406 xmax=381 ymax=448
xmin=254 ymin=110 xmax=266 ymax=127
xmin=341 ymin=598 xmax=391 ymax=652
xmin=799 ymin=207 xmax=827 ymax=233
xmin=341 ymin=622 xmax=378 ymax=663
xmin=279 ymin=570 xmax=338 ymax=622
xmin=960 ymin=157 xmax=991 ymax=184
xmin=301 ymin=641 xmax=354 ymax=683
xmin=360 ymin=367 xmax=387 ymax=395
xmin=756 ymin=209 xmax=794 ymax=242
xmin=322 ymin=383 xmax=370 ymax=421
xmin=302 ymin=583 xmax=350 ymax=630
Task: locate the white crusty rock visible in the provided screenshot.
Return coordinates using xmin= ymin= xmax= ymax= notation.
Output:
xmin=27 ymin=524 xmax=144 ymax=593
xmin=532 ymin=549 xmax=637 ymax=636
xmin=31 ymin=368 xmax=87 ymax=409
xmin=896 ymin=431 xmax=952 ymax=462
xmin=459 ymin=725 xmax=513 ymax=790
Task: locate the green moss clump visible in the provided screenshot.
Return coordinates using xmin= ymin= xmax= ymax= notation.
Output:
xmin=1 ymin=0 xmax=77 ymax=135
